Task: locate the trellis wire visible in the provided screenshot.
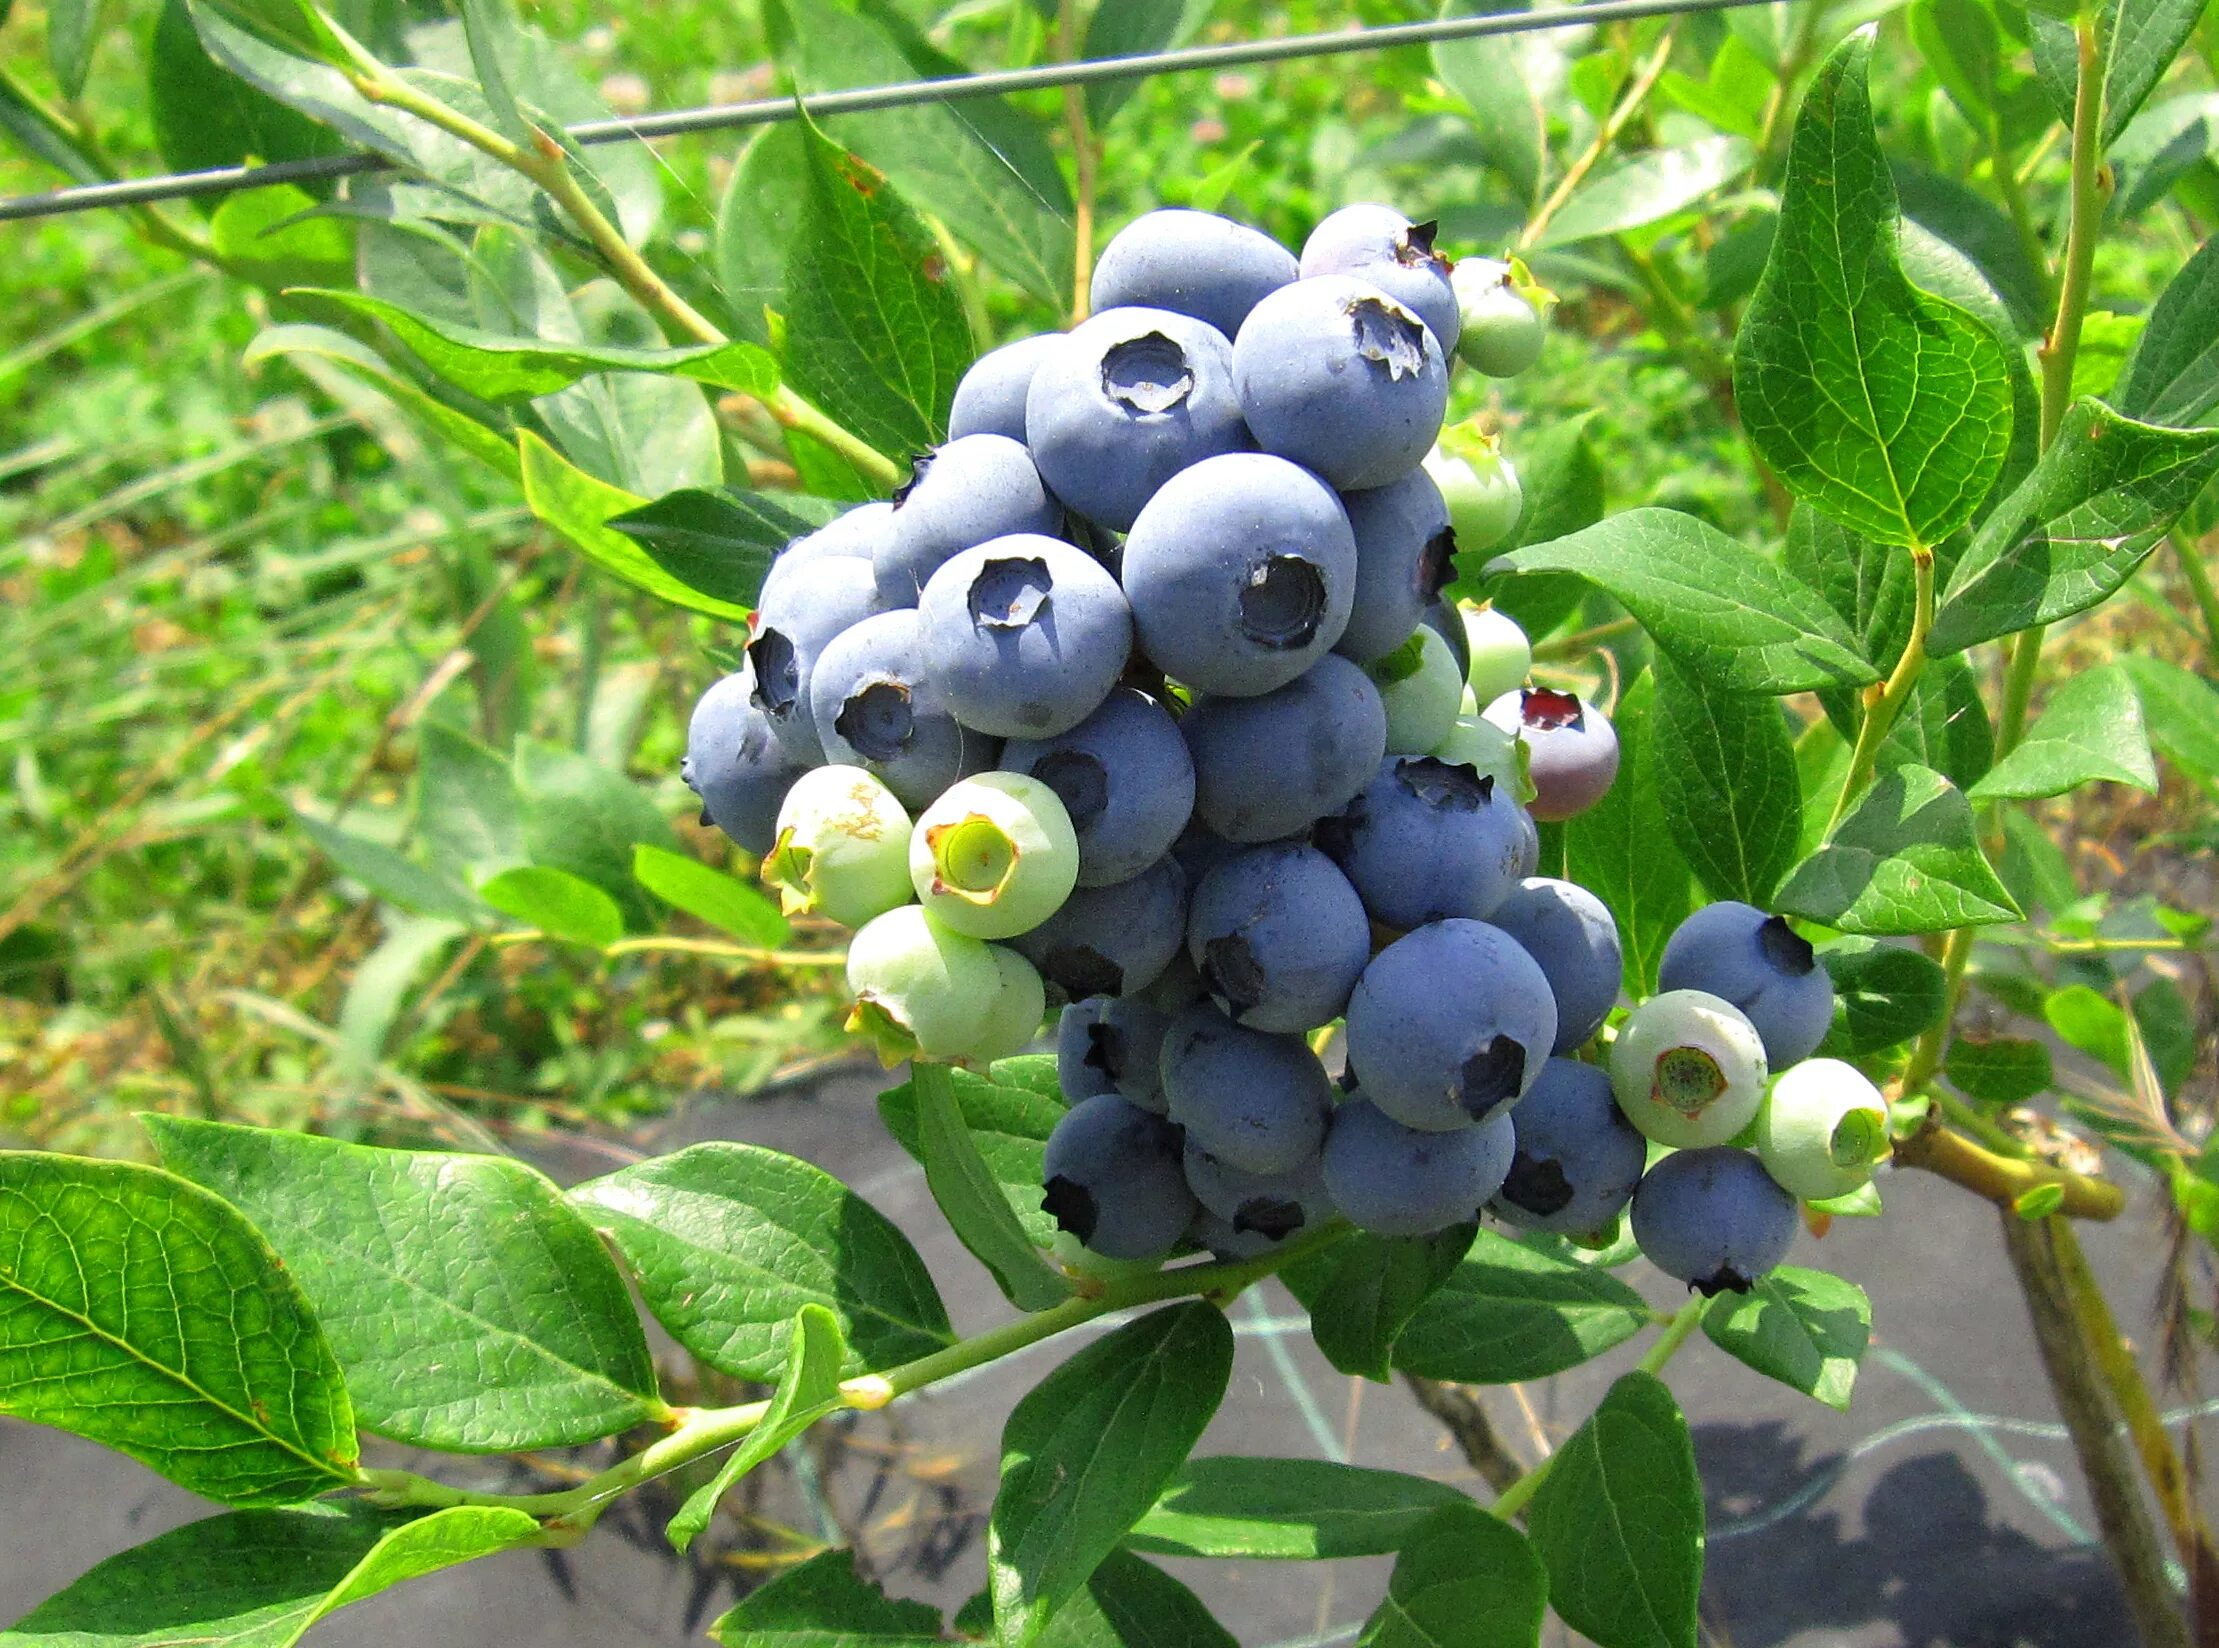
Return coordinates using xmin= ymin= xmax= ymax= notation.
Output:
xmin=0 ymin=0 xmax=1800 ymax=224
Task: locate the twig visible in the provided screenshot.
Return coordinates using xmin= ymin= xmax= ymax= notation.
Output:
xmin=1518 ymin=26 xmax=1680 ymax=253
xmin=1403 ymin=1376 xmax=1526 ymax=1493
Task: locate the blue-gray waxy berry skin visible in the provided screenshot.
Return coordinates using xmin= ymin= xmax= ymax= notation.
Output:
xmin=1487 ymin=1058 xmax=1646 ymax=1237
xmin=1009 ymin=855 xmax=1189 ymax=1000
xmin=1182 ymin=1143 xmax=1334 ymax=1252
xmin=1232 ymin=274 xmax=1450 ymax=490
xmin=1317 ymin=755 xmax=1530 ymax=931
xmin=1298 ymin=203 xmax=1462 ymax=357
xmin=1091 ymin=208 xmax=1300 ymax=341
xmin=757 ymin=501 xmax=891 ymax=613
xmin=873 ymin=434 xmax=1062 ymax=606
xmin=1057 ymin=994 xmax=1173 ymax=1113
xmin=1344 ymin=918 xmax=1559 ymax=1132
xmin=1121 ymin=452 xmax=1358 ymax=696
xmin=1025 ymin=306 xmax=1252 ymax=532
xmin=747 ymin=554 xmax=887 ymax=763
xmin=1657 ymin=902 xmax=1836 ymax=1068
xmin=1040 ymin=1094 xmax=1197 ymax=1261
xmin=1056 ymin=997 xmax=1120 ymax=1103
xmin=1322 ymin=1095 xmax=1516 ymax=1237
xmin=1182 ymin=653 xmax=1387 ymax=844
xmin=684 ymin=670 xmax=806 ymax=857
xmin=1158 ymin=1003 xmax=1334 ymax=1175
xmin=948 ymin=334 xmax=1063 ymax=442
xmin=1630 ymin=1146 xmax=1800 ymax=1295
xmin=916 ymin=534 xmax=1133 ymax=740
xmin=807 ymin=609 xmax=1000 ymax=811
xmin=1335 ymin=466 xmax=1456 ymax=664
xmin=1485 ymin=877 xmax=1625 ymax=1053
xmin=1004 ymin=688 xmax=1196 ymax=888
xmin=1422 ymin=596 xmax=1472 ymax=681
xmin=1186 ymin=843 xmax=1371 ymax=1033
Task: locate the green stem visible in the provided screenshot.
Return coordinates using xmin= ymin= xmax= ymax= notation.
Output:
xmin=1824 ymin=545 xmax=1936 ymax=835
xmin=1936 ymin=1086 xmax=2028 ymax=1157
xmin=1518 ymin=25 xmax=1679 ymax=254
xmin=1991 ymin=123 xmax=2055 ymax=312
xmin=2169 ymin=531 xmax=2219 ymax=664
xmin=2037 ymin=14 xmax=2109 ymax=449
xmin=1899 ymin=924 xmax=1975 ymax=1099
xmin=1996 ymin=624 xmax=2046 ymax=756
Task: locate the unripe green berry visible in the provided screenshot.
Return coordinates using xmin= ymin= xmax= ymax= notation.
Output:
xmin=1756 ymin=1057 xmax=1892 ymax=1201
xmin=1451 ymin=255 xmax=1554 ymax=378
xmin=1367 ymin=625 xmax=1463 ymax=755
xmin=908 ymin=771 xmax=1080 ymax=940
xmin=1424 ymin=425 xmax=1523 ymax=554
xmin=1609 ymin=989 xmax=1770 ymax=1149
xmin=1050 ymin=1228 xmax=1165 ymax=1281
xmin=1460 ymin=604 xmax=1532 ymax=705
xmin=1431 ymin=711 xmax=1530 ymax=802
xmin=959 ymin=945 xmax=1049 ymax=1067
xmin=764 ymin=765 xmax=915 ymax=929
xmin=845 ymin=905 xmax=999 ymax=1065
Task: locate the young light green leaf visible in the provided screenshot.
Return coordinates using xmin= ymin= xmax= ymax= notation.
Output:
xmin=2045 ymin=984 xmax=2132 ymax=1077
xmin=1488 ymin=510 xmax=1877 ymax=694
xmin=1433 ymin=3 xmax=1590 ymax=205
xmin=609 ymin=488 xmax=843 ymax=615
xmin=49 ymin=0 xmax=105 ymax=99
xmin=709 ymin=1547 xmax=945 ymax=1648
xmin=1649 ymin=654 xmax=1801 ymax=906
xmin=245 ymin=325 xmax=520 ymax=481
xmin=1387 ymin=1229 xmax=1654 ymax=1384
xmin=416 ymin=722 xmax=526 ymax=882
xmin=633 ymin=844 xmax=791 ymax=947
xmin=990 ymin=1302 xmax=1234 ymax=1647
xmin=1307 ymin=1226 xmax=1476 ymax=1383
xmin=1701 ymin=1266 xmax=1872 ymax=1411
xmin=669 ymin=1305 xmax=847 ymax=1554
xmin=514 ymin=737 xmax=677 ymax=929
xmin=0 ymin=1153 xmax=357 ymax=1506
xmin=293 ymin=813 xmax=481 ymax=924
xmin=1566 ymin=673 xmax=1696 ymax=995
xmin=1084 ymin=0 xmax=1212 ymax=123
xmin=878 ymin=1062 xmax=1069 ymax=1246
xmin=1734 ymin=30 xmax=2013 ymax=550
xmin=1535 ymin=136 xmax=1755 ymax=249
xmin=571 ymin=1141 xmax=951 ymax=1381
xmin=1527 ymin=1371 xmax=1703 ymax=1648
xmin=519 ymin=431 xmax=752 ymax=621
xmin=335 ymin=913 xmax=464 ymax=1076
xmin=1358 ymin=1501 xmax=1548 ymax=1648
xmin=476 ymin=864 xmax=624 ymax=948
xmin=1946 ymin=1035 xmax=2055 ymax=1103
xmin=1818 ymin=937 xmax=1949 ymax=1055
xmin=146 ymin=1118 xmax=664 ymax=1452
xmin=1130 ymin=1459 xmax=1473 ymax=1561
xmin=0 ymin=1502 xmax=539 ymax=1648
xmin=910 ymin=1062 xmax=1070 ymax=1313
xmin=1775 ymin=765 xmax=2022 ymax=935
xmin=1969 ymin=665 xmax=2158 ymax=800
xmin=1930 ymin=398 xmax=2219 ymax=655
xmin=2116 ymin=235 xmax=2219 ymax=426
xmin=207 ymin=185 xmax=354 ymax=292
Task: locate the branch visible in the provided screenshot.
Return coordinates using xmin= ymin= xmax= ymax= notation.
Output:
xmin=1893 ymin=1116 xmax=2126 ymax=1221
xmin=1403 ymin=1376 xmax=1526 ymax=1493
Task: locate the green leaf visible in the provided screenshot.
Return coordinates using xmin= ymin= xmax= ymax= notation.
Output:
xmin=715 ymin=124 xmax=806 ymax=349
xmin=670 ymin=1305 xmax=847 ymax=1554
xmin=710 ymin=1547 xmax=945 ymax=1647
xmin=1969 ymin=664 xmax=2158 ymax=800
xmin=1387 ymin=1229 xmax=1654 ymax=1384
xmin=293 ymin=812 xmax=480 ymax=923
xmin=245 ymin=325 xmax=519 ymax=481
xmin=1930 ymin=398 xmax=2219 ymax=656
xmin=1818 ymin=937 xmax=1949 ymax=1055
xmin=2035 ymin=0 xmax=2209 ymax=146
xmin=1701 ymin=1266 xmax=1872 ymax=1411
xmin=1873 ymin=655 xmax=1995 ymax=793
xmin=2121 ymin=655 xmax=2219 ymax=792
xmin=1527 ymin=1371 xmax=1703 ymax=1648
xmin=1129 ymin=1459 xmax=1472 ymax=1561
xmin=151 ymin=0 xmax=338 ymax=182
xmin=1488 ymin=510 xmax=1877 ymax=694
xmin=782 ymin=111 xmax=971 ymax=459
xmin=2016 ymin=1182 xmax=2068 ymax=1218
xmin=1784 ymin=505 xmax=1915 ymax=692
xmin=1035 ymin=1549 xmax=1236 ymax=1648
xmin=1733 ymin=31 xmax=2014 ymax=549
xmin=991 ymin=1302 xmax=1234 ymax=1647
xmin=0 ymin=58 xmax=103 ymax=184
xmin=2045 ymin=983 xmax=2132 ymax=1077
xmin=208 ymin=186 xmax=355 ymax=290
xmin=0 ymin=1152 xmax=356 ymax=1505
xmin=1775 ymin=765 xmax=2022 ymax=935
xmin=1307 ymin=1226 xmax=1476 ymax=1383
xmin=415 ymin=722 xmax=525 ymax=882
xmin=1358 ymin=1501 xmax=1548 ymax=1648
xmin=911 ymin=1061 xmax=1070 ymax=1313
xmin=1433 ymin=3 xmax=1590 ymax=205
xmin=49 ymin=0 xmax=105 ymax=98
xmin=1894 ymin=165 xmax=2050 ymax=344
xmin=1649 ymin=655 xmax=1801 ymax=905
xmin=608 ymin=487 xmax=843 ymax=616
xmin=2116 ymin=236 xmax=2219 ymax=425
xmin=1946 ymin=1035 xmax=2055 ymax=1103
xmin=878 ymin=1062 xmax=1068 ymax=1245
xmin=519 ymin=431 xmax=752 ymax=621
xmin=514 ymin=737 xmax=677 ymax=928
xmin=146 ymin=1118 xmax=663 ymax=1452
xmin=475 ymin=864 xmax=624 ymax=947
xmin=1084 ymin=0 xmax=1211 ymax=123
xmin=633 ymin=844 xmax=791 ymax=947
xmin=1535 ymin=136 xmax=1755 ymax=249
xmin=457 ymin=0 xmax=531 ymax=145
xmin=0 ymin=1503 xmax=539 ymax=1648
xmin=571 ymin=1141 xmax=952 ymax=1382
xmin=1565 ymin=673 xmax=1696 ymax=996
xmin=336 ymin=913 xmax=464 ymax=1075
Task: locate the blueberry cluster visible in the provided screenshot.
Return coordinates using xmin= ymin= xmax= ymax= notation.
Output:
xmin=684 ymin=205 xmax=1884 ymax=1299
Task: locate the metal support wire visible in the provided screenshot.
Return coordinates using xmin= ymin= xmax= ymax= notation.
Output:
xmin=0 ymin=0 xmax=1796 ymax=224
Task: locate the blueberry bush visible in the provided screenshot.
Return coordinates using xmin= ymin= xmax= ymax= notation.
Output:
xmin=1 ymin=1 xmax=2217 ymax=1645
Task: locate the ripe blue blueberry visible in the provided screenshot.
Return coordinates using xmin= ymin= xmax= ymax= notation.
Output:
xmin=1369 ymin=625 xmax=1465 ymax=756
xmin=757 ymin=501 xmax=891 ymax=614
xmin=1316 ymin=756 xmax=1528 ymax=930
xmin=1182 ymin=1143 xmax=1335 ymax=1252
xmin=1335 ymin=465 xmax=1455 ymax=664
xmin=1344 ymin=918 xmax=1558 ymax=1130
xmin=684 ymin=668 xmax=807 ymax=856
xmin=1485 ymin=877 xmax=1624 ymax=1052
xmin=1025 ymin=306 xmax=1251 ymax=532
xmin=1450 ymin=256 xmax=1552 ymax=378
xmin=1159 ymin=1003 xmax=1333 ymax=1174
xmin=1003 ymin=687 xmax=1197 ymax=888
xmin=1121 ymin=452 xmax=1358 ymax=696
xmin=1657 ymin=902 xmax=1836 ymax=1069
xmin=1091 ymin=209 xmax=1300 ymax=341
xmin=1321 ymin=1095 xmax=1516 ymax=1238
xmin=809 ymin=610 xmax=1000 ymax=810
xmin=917 ymin=534 xmax=1132 ymax=739
xmin=1630 ymin=1146 xmax=1799 ymax=1295
xmin=1232 ymin=275 xmax=1450 ymax=490
xmin=1040 ymin=1093 xmax=1198 ymax=1262
xmin=1056 ymin=997 xmax=1120 ymax=1103
xmin=765 ymin=764 xmax=915 ymax=929
xmin=908 ymin=771 xmax=1080 ymax=941
xmin=1183 ymin=653 xmax=1387 ymax=843
xmin=1298 ymin=205 xmax=1461 ymax=356
xmin=874 ymin=434 xmax=1062 ymax=605
xmin=1609 ymin=990 xmax=1769 ymax=1149
xmin=1186 ymin=842 xmax=1371 ymax=1033
xmin=1755 ymin=1057 xmax=1892 ymax=1201
xmin=1009 ymin=853 xmax=1189 ymax=999
xmin=748 ymin=554 xmax=885 ymax=762
xmin=1481 ymin=687 xmax=1620 ymax=822
xmin=1068 ymin=994 xmax=1174 ymax=1112
xmin=1486 ymin=1058 xmax=1646 ymax=1237
xmin=948 ymin=334 xmax=1063 ymax=442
